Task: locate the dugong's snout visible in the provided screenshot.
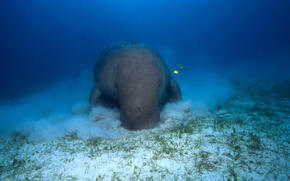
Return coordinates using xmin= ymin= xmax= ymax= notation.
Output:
xmin=120 ymin=106 xmax=160 ymax=130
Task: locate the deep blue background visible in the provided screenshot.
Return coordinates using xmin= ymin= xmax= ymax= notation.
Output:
xmin=1 ymin=0 xmax=290 ymax=101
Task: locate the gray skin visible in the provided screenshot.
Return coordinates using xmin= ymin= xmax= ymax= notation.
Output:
xmin=90 ymin=41 xmax=182 ymax=130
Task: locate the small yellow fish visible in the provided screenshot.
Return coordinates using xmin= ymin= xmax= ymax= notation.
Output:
xmin=179 ymin=66 xmax=184 ymax=69
xmin=173 ymin=70 xmax=179 ymax=74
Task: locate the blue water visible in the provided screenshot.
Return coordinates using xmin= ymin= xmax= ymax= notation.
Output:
xmin=0 ymin=1 xmax=289 ymax=180
xmin=1 ymin=0 xmax=289 ymax=101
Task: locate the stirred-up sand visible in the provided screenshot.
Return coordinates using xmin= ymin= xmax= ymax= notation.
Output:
xmin=0 ymin=81 xmax=289 ymax=180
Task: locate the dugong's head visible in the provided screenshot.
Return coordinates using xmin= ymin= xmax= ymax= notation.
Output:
xmin=115 ymin=47 xmax=167 ymax=130
xmin=117 ymin=76 xmax=162 ymax=130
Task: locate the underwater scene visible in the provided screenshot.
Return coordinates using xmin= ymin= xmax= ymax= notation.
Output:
xmin=0 ymin=1 xmax=289 ymax=180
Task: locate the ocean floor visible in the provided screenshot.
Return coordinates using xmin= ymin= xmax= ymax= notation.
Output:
xmin=0 ymin=81 xmax=289 ymax=180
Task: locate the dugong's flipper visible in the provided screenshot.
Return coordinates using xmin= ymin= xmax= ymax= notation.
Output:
xmin=90 ymin=83 xmax=101 ymax=106
xmin=167 ymin=78 xmax=182 ymax=102
xmin=90 ymin=83 xmax=119 ymax=108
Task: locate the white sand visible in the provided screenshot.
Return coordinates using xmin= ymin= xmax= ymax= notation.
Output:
xmin=0 ymin=81 xmax=289 ymax=180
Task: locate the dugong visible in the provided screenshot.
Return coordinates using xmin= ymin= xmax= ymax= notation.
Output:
xmin=90 ymin=41 xmax=181 ymax=130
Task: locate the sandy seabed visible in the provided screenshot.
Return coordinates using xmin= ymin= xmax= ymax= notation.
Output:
xmin=0 ymin=81 xmax=289 ymax=180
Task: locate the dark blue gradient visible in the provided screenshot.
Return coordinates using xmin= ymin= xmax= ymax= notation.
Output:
xmin=1 ymin=0 xmax=290 ymax=101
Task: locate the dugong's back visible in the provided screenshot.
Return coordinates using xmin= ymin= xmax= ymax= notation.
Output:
xmin=94 ymin=42 xmax=170 ymax=100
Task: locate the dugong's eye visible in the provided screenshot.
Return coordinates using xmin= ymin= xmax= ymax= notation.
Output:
xmin=134 ymin=107 xmax=143 ymax=113
xmin=127 ymin=107 xmax=143 ymax=113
